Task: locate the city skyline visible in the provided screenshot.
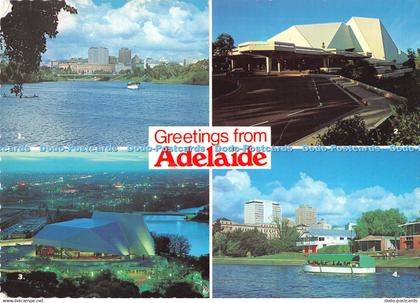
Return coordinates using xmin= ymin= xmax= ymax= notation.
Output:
xmin=40 ymin=0 xmax=208 ymax=61
xmin=213 ymin=150 xmax=419 ymax=226
xmin=244 ymin=200 xmax=281 ymax=225
xmin=43 ymin=45 xmax=201 ymax=64
xmin=46 ymin=45 xmax=191 ymax=65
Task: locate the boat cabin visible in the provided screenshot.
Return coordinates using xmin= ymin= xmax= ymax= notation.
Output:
xmin=306 ymin=254 xmax=375 ymax=268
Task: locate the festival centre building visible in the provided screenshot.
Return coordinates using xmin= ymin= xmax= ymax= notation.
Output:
xmin=33 ymin=211 xmax=155 ymax=259
xmin=230 ymin=17 xmax=409 ymax=74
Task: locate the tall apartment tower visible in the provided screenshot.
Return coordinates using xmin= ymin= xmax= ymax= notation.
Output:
xmin=295 ymin=205 xmax=317 ymax=226
xmin=119 ymin=47 xmax=132 ymax=65
xmin=244 ymin=200 xmax=281 ymax=224
xmin=88 ymin=47 xmax=109 ymax=64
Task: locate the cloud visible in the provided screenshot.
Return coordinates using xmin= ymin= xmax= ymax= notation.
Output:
xmin=45 ymin=0 xmax=208 ymax=61
xmin=213 ymin=170 xmax=262 ymax=222
xmin=213 ymin=171 xmax=420 ymax=226
xmin=0 ymin=0 xmax=12 ymax=19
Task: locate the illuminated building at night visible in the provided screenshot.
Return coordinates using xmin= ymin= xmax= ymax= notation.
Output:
xmin=34 ymin=211 xmax=155 ymax=259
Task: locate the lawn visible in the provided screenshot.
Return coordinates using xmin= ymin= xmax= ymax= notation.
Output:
xmin=375 ymin=256 xmax=420 ymax=268
xmin=317 ymin=245 xmax=350 ymax=254
xmin=213 ymin=253 xmax=305 ymax=266
xmin=213 ymin=253 xmax=420 ymax=268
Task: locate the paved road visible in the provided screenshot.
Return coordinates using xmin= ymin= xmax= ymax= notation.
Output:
xmin=213 ymin=75 xmax=360 ymax=145
xmin=333 ymin=77 xmax=395 ymax=129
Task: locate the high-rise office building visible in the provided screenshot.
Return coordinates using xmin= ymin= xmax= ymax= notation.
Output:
xmin=109 ymin=56 xmax=117 ymax=64
xmin=314 ymin=218 xmax=331 ymax=230
xmin=295 ymin=205 xmax=317 ymax=226
xmin=118 ymin=47 xmax=132 ymax=65
xmin=88 ymin=47 xmax=109 ymax=65
xmin=244 ymin=200 xmax=281 ymax=224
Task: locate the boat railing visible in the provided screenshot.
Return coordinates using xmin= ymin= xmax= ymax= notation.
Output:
xmin=307 ymin=260 xmax=359 ymax=267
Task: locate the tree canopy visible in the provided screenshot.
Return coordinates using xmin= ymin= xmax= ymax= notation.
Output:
xmin=317 ymin=115 xmax=376 ymax=145
xmin=127 ymin=60 xmax=209 ymax=85
xmin=212 ymin=33 xmax=235 ymax=58
xmin=354 ymin=209 xmax=407 ymax=239
xmin=0 ymin=0 xmax=77 ymax=96
xmin=270 ymin=219 xmax=301 ymax=253
xmin=151 ymin=233 xmax=191 ymax=257
xmin=212 ymin=219 xmax=300 ymax=257
xmin=403 ymin=48 xmax=416 ymax=69
xmin=317 ymin=112 xmax=420 ymax=145
xmin=388 ymin=111 xmax=420 ymax=144
xmin=1 ymin=271 xmax=140 ymax=298
xmin=340 ymin=59 xmax=377 ymax=83
xmin=212 ymin=33 xmax=234 ymax=72
xmin=214 ymin=229 xmax=271 ymax=257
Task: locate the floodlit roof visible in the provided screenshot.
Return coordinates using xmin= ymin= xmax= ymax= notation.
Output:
xmin=93 ymin=211 xmax=155 ymax=256
xmin=52 ymin=218 xmax=111 ymax=229
xmin=34 ymin=211 xmax=155 ymax=257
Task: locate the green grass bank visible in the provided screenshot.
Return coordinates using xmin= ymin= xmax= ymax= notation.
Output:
xmin=213 ymin=253 xmax=420 ymax=268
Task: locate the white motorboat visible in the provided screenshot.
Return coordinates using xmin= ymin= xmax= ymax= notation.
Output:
xmin=303 ymin=254 xmax=376 ymax=274
xmin=127 ymin=82 xmax=140 ymax=90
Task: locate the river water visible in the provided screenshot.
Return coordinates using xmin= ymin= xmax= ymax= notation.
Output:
xmin=213 ymin=264 xmax=420 ymax=298
xmin=0 ymin=81 xmax=208 ymax=146
xmin=144 ymin=215 xmax=209 ymax=257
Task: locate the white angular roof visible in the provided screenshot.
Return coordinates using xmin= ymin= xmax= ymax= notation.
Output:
xmin=268 ymin=17 xmax=407 ymax=63
xmin=346 ymin=17 xmax=407 ymax=62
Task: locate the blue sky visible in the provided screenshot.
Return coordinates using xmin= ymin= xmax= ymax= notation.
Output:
xmin=213 ymin=149 xmax=420 ymax=225
xmin=213 ymin=0 xmax=420 ymax=52
xmin=93 ymin=0 xmax=208 ymax=10
xmin=41 ymin=0 xmax=208 ymax=61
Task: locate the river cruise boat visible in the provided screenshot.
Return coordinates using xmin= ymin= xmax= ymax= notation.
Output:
xmin=127 ymin=82 xmax=140 ymax=89
xmin=303 ymin=254 xmax=376 ymax=274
